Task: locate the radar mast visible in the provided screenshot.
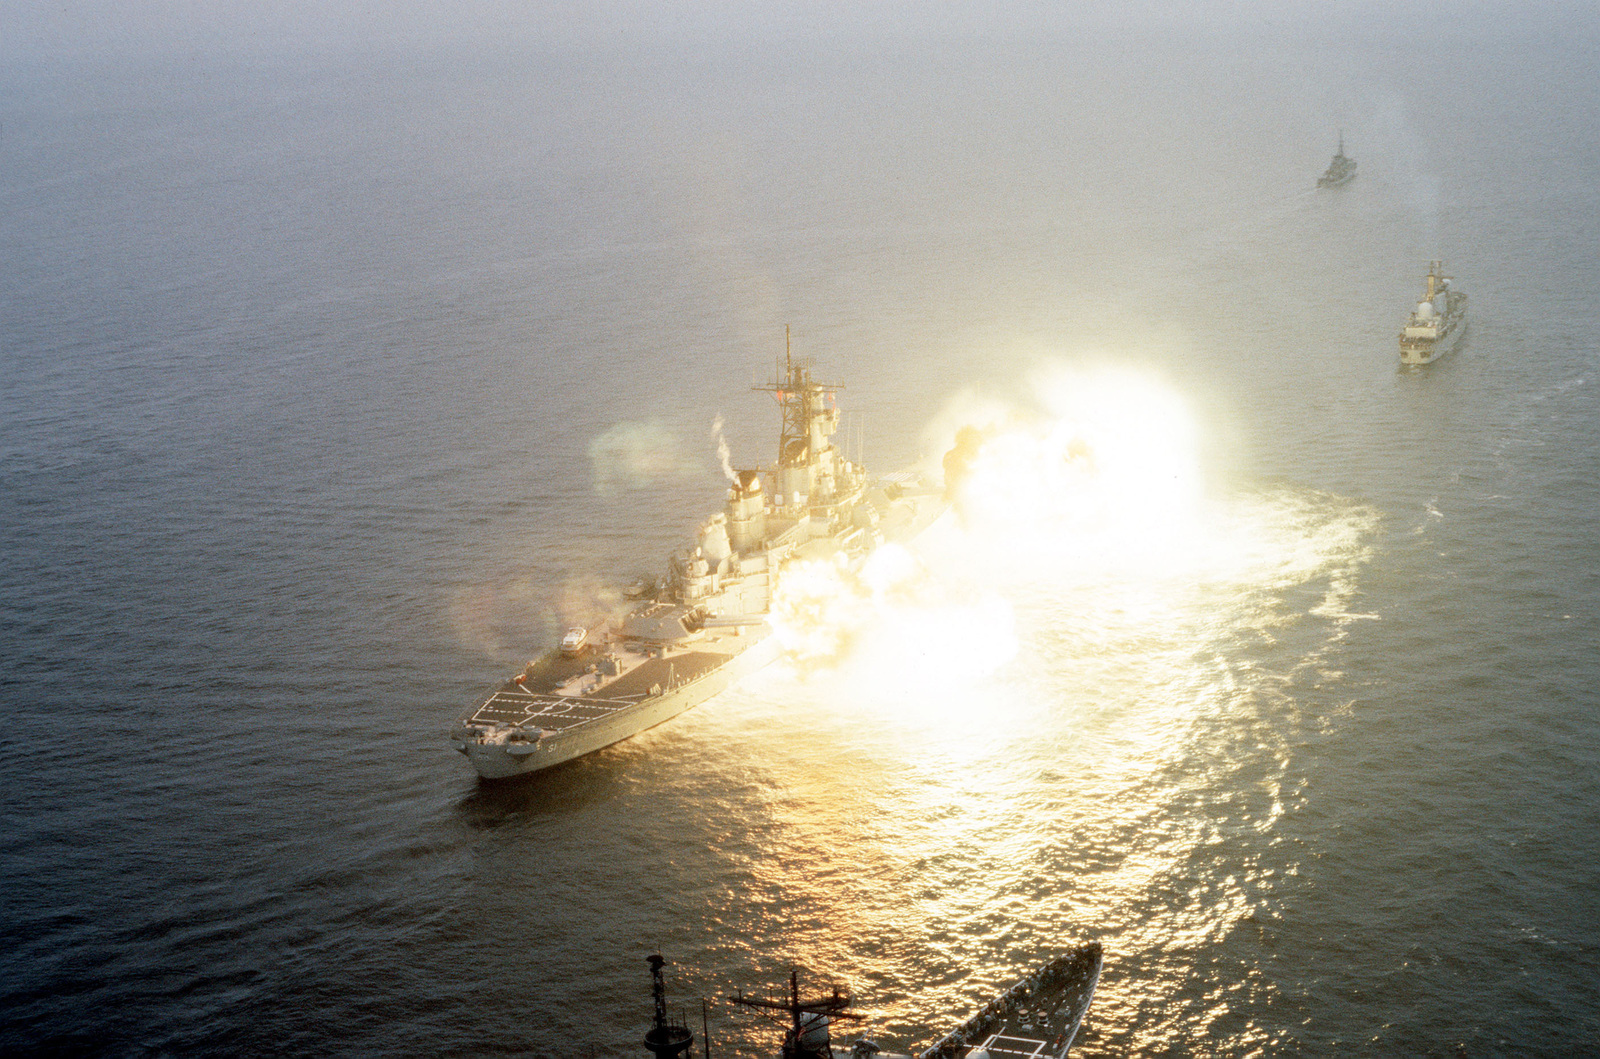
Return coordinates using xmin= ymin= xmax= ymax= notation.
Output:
xmin=755 ymin=326 xmax=845 ymax=507
xmin=731 ymin=967 xmax=866 ymax=1059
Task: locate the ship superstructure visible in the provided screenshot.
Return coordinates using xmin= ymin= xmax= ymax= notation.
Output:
xmin=450 ymin=343 xmax=945 ymax=779
xmin=1317 ymin=131 xmax=1357 ymax=189
xmin=1399 ymin=260 xmax=1468 ymax=365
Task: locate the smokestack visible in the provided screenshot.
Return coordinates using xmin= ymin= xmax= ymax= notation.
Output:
xmin=726 ymin=470 xmax=766 ymax=553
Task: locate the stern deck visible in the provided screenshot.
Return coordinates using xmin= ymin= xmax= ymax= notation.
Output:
xmin=465 ymin=650 xmax=737 ymax=733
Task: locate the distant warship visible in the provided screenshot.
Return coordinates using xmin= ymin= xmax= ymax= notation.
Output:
xmin=1317 ymin=131 xmax=1357 ymax=189
xmin=451 ymin=341 xmax=945 ymax=779
xmin=1399 ymin=260 xmax=1468 ymax=365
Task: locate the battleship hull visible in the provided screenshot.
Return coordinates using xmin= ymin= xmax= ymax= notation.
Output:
xmin=457 ymin=632 xmax=780 ymax=779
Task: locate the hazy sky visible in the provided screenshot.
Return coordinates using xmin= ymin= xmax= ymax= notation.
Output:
xmin=5 ymin=1 xmax=1591 ymax=65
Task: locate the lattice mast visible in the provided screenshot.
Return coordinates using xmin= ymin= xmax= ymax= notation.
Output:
xmin=645 ymin=955 xmax=696 ymax=1059
xmin=755 ymin=326 xmax=844 ymax=508
xmin=731 ymin=967 xmax=865 ymax=1059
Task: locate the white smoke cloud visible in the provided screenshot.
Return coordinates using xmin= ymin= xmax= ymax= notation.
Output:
xmin=711 ymin=414 xmax=737 ymax=484
xmin=587 ymin=419 xmax=703 ymax=495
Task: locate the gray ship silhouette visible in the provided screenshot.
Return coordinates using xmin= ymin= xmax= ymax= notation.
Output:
xmin=1317 ymin=131 xmax=1357 ymax=189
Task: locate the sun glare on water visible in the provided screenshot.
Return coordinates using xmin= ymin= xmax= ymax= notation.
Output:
xmin=766 ymin=362 xmax=1376 ymax=733
xmin=725 ymin=361 xmax=1378 ymax=1039
xmin=929 ymin=364 xmax=1222 ymax=582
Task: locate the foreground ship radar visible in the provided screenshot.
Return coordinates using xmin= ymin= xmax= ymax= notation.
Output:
xmin=731 ymin=969 xmax=867 ymax=1059
xmin=1399 ymin=260 xmax=1468 ymax=365
xmin=1317 ymin=130 xmax=1357 ymax=189
xmin=450 ymin=339 xmax=946 ymax=779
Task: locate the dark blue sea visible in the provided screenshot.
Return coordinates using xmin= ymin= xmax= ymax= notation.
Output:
xmin=3 ymin=21 xmax=1598 ymax=1056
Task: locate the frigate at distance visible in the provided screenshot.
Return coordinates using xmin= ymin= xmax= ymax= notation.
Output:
xmin=451 ymin=342 xmax=947 ymax=779
xmin=1317 ymin=130 xmax=1357 ymax=188
xmin=1399 ymin=260 xmax=1468 ymax=365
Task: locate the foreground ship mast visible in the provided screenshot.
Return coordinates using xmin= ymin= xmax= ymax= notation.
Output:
xmin=645 ymin=955 xmax=698 ymax=1059
xmin=760 ymin=327 xmax=848 ymax=513
xmin=731 ymin=968 xmax=866 ymax=1059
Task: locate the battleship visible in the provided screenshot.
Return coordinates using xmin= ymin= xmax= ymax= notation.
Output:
xmin=451 ymin=343 xmax=946 ymax=779
xmin=1317 ymin=131 xmax=1357 ymax=189
xmin=640 ymin=945 xmax=1104 ymax=1059
xmin=1399 ymin=260 xmax=1468 ymax=365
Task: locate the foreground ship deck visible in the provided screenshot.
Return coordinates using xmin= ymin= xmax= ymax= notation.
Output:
xmin=917 ymin=946 xmax=1104 ymax=1059
xmin=643 ymin=947 xmax=1107 ymax=1059
xmin=704 ymin=946 xmax=1104 ymax=1059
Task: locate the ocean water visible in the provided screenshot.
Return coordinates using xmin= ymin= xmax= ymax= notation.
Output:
xmin=3 ymin=28 xmax=1599 ymax=1057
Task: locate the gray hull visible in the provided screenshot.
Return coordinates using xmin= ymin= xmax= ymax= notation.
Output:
xmin=460 ymin=635 xmax=778 ymax=779
xmin=1400 ymin=316 xmax=1466 ymax=365
xmin=916 ymin=945 xmax=1104 ymax=1059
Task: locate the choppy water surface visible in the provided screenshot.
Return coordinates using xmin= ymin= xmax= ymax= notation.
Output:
xmin=3 ymin=33 xmax=1599 ymax=1056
